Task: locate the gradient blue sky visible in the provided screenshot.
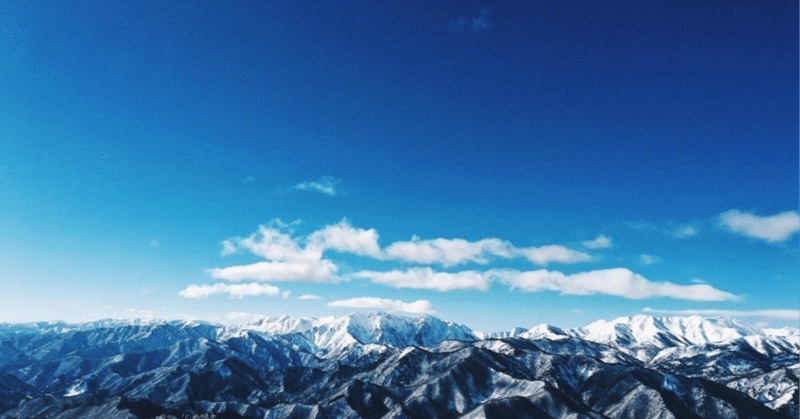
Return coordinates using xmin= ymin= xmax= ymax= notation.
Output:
xmin=1 ymin=0 xmax=797 ymax=332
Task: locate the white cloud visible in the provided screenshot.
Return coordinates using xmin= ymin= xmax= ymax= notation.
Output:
xmin=493 ymin=268 xmax=738 ymax=301
xmin=719 ymin=209 xmax=799 ymax=243
xmin=178 ymin=282 xmax=281 ymax=299
xmin=581 ymin=235 xmax=613 ymax=249
xmin=281 ymin=290 xmax=292 ymax=299
xmin=383 ymin=237 xmax=513 ymax=267
xmin=235 ymin=224 xmax=313 ymax=261
xmin=298 ymin=294 xmax=322 ymax=300
xmin=639 ymin=254 xmax=662 ymax=265
xmin=518 ymin=245 xmax=593 ymax=265
xmin=642 ymin=307 xmax=800 ymax=321
xmin=212 ymin=221 xmax=338 ymax=282
xmin=294 ymin=176 xmax=343 ymax=196
xmin=211 ymin=220 xmax=593 ymax=285
xmin=327 ymin=297 xmax=435 ymax=314
xmin=208 ymin=260 xmax=338 ymax=282
xmin=352 ymin=267 xmax=490 ymax=292
xmin=672 ymin=225 xmax=698 ymax=238
xmin=309 ymin=220 xmax=382 ymax=258
xmin=221 ymin=240 xmax=237 ymax=256
xmin=241 ymin=175 xmax=255 ymax=184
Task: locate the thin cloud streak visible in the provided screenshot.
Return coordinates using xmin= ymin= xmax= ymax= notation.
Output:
xmin=328 ymin=297 xmax=435 ymax=314
xmin=294 ymin=176 xmax=343 ymax=196
xmin=642 ymin=307 xmax=800 ymax=321
xmin=178 ymin=282 xmax=280 ymax=299
xmin=352 ymin=268 xmax=490 ymax=292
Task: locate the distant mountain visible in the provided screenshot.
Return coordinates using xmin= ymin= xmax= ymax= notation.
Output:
xmin=0 ymin=313 xmax=796 ymax=418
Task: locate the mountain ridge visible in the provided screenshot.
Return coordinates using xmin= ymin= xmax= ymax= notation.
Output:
xmin=0 ymin=313 xmax=796 ymax=418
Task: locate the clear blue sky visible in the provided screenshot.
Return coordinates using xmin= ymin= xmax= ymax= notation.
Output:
xmin=1 ymin=0 xmax=797 ymax=332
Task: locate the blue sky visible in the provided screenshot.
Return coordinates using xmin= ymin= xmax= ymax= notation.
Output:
xmin=1 ymin=0 xmax=797 ymax=332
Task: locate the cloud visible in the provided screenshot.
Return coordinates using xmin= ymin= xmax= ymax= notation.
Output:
xmin=352 ymin=267 xmax=490 ymax=292
xmin=309 ymin=220 xmax=382 ymax=258
xmin=241 ymin=175 xmax=255 ymax=184
xmin=625 ymin=220 xmax=698 ymax=238
xmin=383 ymin=237 xmax=514 ymax=267
xmin=210 ymin=219 xmax=593 ymax=287
xmin=581 ymin=235 xmax=613 ymax=249
xmin=671 ymin=225 xmax=698 ymax=238
xmin=208 ymin=260 xmax=338 ymax=282
xmin=294 ymin=176 xmax=343 ymax=196
xmin=281 ymin=290 xmax=292 ymax=299
xmin=178 ymin=282 xmax=280 ymax=299
xmin=642 ymin=307 xmax=800 ymax=321
xmin=719 ymin=209 xmax=799 ymax=243
xmin=327 ymin=297 xmax=435 ymax=314
xmin=493 ymin=268 xmax=738 ymax=301
xmin=639 ymin=254 xmax=662 ymax=265
xmin=211 ymin=221 xmax=338 ymax=282
xmin=449 ymin=9 xmax=491 ymax=34
xmin=298 ymin=294 xmax=322 ymax=300
xmin=518 ymin=245 xmax=593 ymax=265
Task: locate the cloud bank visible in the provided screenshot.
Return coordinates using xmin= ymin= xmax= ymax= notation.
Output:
xmin=186 ymin=219 xmax=737 ymax=302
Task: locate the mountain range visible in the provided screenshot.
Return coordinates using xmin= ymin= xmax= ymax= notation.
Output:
xmin=0 ymin=313 xmax=796 ymax=418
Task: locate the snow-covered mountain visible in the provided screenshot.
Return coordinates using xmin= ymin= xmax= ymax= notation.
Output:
xmin=0 ymin=313 xmax=796 ymax=418
xmin=238 ymin=312 xmax=477 ymax=356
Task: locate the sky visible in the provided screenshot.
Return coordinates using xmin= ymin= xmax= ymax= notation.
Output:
xmin=0 ymin=0 xmax=797 ymax=332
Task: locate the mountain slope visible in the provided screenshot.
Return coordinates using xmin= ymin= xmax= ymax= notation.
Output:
xmin=0 ymin=313 xmax=796 ymax=419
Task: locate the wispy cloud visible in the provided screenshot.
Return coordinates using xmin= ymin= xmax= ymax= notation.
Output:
xmin=178 ymin=282 xmax=280 ymax=299
xmin=719 ymin=209 xmax=799 ymax=243
xmin=639 ymin=254 xmax=662 ymax=265
xmin=493 ymin=268 xmax=738 ymax=301
xmin=298 ymin=294 xmax=322 ymax=300
xmin=624 ymin=220 xmax=698 ymax=238
xmin=642 ymin=307 xmax=800 ymax=320
xmin=328 ymin=297 xmax=435 ymax=314
xmin=449 ymin=8 xmax=491 ymax=34
xmin=352 ymin=268 xmax=490 ymax=292
xmin=518 ymin=245 xmax=593 ymax=265
xmin=294 ymin=176 xmax=343 ymax=196
xmin=208 ymin=260 xmax=338 ymax=282
xmin=383 ymin=237 xmax=514 ymax=267
xmin=241 ymin=175 xmax=255 ymax=184
xmin=581 ymin=235 xmax=613 ymax=249
xmin=671 ymin=225 xmax=698 ymax=238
